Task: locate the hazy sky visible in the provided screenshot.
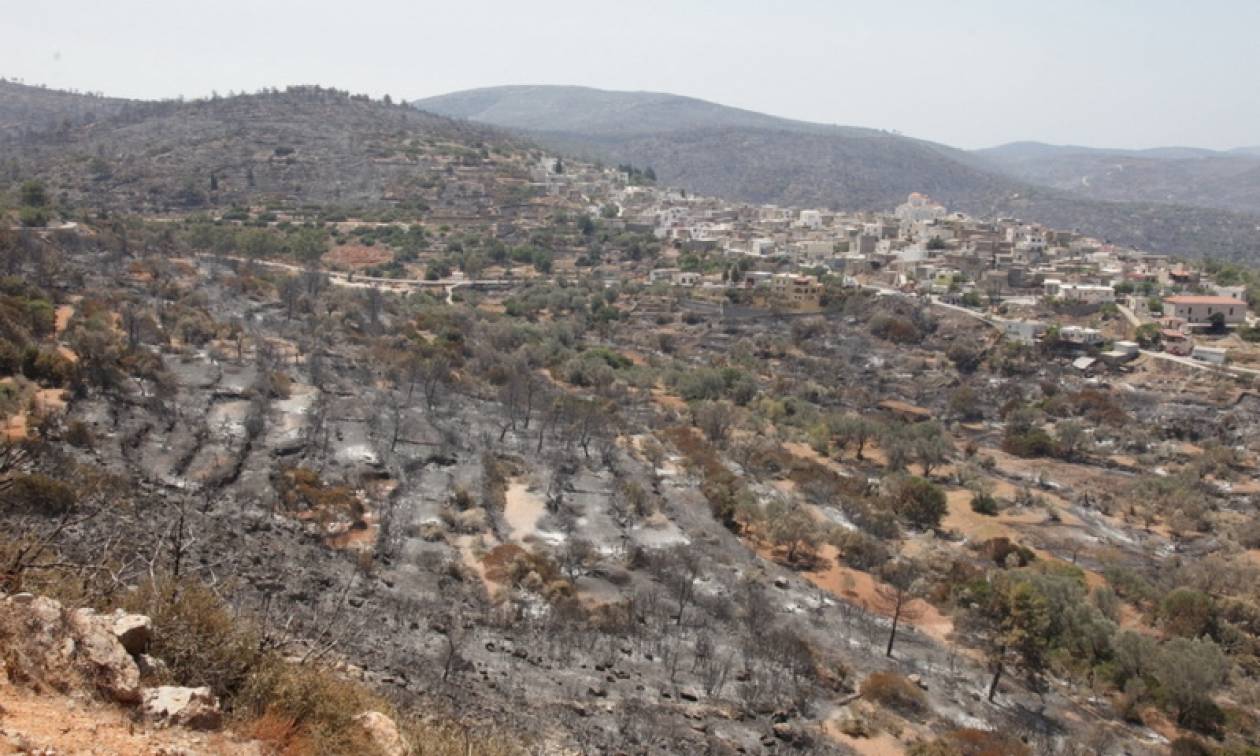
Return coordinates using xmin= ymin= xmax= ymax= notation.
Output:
xmin=3 ymin=0 xmax=1257 ymax=150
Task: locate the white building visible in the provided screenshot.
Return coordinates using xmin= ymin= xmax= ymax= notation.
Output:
xmin=1060 ymin=326 xmax=1104 ymax=346
xmin=1193 ymin=345 xmax=1228 ymax=365
xmin=798 ymin=210 xmax=823 ymax=229
xmin=1164 ymin=295 xmax=1248 ymax=326
xmin=1044 ymin=280 xmax=1115 ymax=305
xmin=791 ymin=240 xmax=835 ymax=262
xmin=895 ymin=193 xmax=947 ymax=225
xmin=749 ymin=238 xmax=776 ymax=257
xmin=1003 ymin=320 xmax=1048 ymax=345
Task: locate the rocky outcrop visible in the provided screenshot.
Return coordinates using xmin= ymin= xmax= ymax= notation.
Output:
xmin=3 ymin=593 xmax=143 ymax=704
xmin=0 ymin=593 xmax=247 ymax=751
xmin=1 ymin=594 xmax=155 ymax=706
xmin=111 ymin=610 xmax=153 ymax=655
xmin=354 ymin=710 xmax=409 ymax=756
xmin=141 ymin=686 xmax=224 ymax=731
xmin=66 ymin=607 xmax=143 ymax=704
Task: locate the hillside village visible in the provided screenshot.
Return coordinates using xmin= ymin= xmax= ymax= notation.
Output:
xmin=4 ymin=84 xmax=1260 ymax=756
xmin=496 ymin=156 xmax=1260 ymax=374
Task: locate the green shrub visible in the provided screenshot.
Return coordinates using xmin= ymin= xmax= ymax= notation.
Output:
xmin=1160 ymin=588 xmax=1215 ymax=639
xmin=1002 ymin=428 xmax=1056 ymax=458
xmin=970 ymin=492 xmax=998 ymax=516
xmin=888 ymin=475 xmax=947 ymax=530
xmin=19 ymin=207 xmax=50 ymax=228
xmin=833 ymin=529 xmax=890 ymax=571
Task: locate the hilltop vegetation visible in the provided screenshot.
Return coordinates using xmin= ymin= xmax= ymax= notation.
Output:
xmin=3 ymin=82 xmax=525 ymax=216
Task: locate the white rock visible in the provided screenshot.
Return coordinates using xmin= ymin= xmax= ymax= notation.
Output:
xmin=354 ymin=710 xmax=408 ymax=756
xmin=110 ymin=610 xmax=153 ymax=655
xmin=141 ymin=686 xmax=223 ymax=731
xmin=67 ymin=608 xmax=141 ymax=704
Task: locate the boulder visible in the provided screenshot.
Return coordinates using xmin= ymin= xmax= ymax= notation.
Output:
xmin=67 ymin=608 xmax=142 ymax=704
xmin=141 ymin=686 xmax=223 ymax=731
xmin=3 ymin=595 xmax=73 ymax=680
xmin=111 ymin=610 xmax=153 ymax=655
xmin=453 ymin=507 xmax=490 ymax=533
xmin=772 ymin=722 xmax=809 ymax=745
xmin=353 ymin=711 xmax=408 ymax=756
xmin=137 ymin=653 xmax=169 ymax=679
xmin=417 ymin=521 xmax=446 ymax=542
xmin=24 ymin=595 xmax=63 ymax=625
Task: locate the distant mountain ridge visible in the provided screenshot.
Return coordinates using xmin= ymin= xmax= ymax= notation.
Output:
xmin=414 ymin=84 xmax=867 ymax=137
xmin=0 ymin=80 xmax=1255 ymax=261
xmin=977 ymin=141 xmax=1251 ymax=161
xmin=415 ymin=86 xmax=1019 ymax=210
xmin=974 ymin=140 xmax=1260 ymax=214
xmin=414 ymin=85 xmax=1260 ymax=262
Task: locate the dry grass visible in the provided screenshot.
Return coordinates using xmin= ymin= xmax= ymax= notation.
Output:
xmin=908 ymin=728 xmax=1031 ymax=756
xmin=860 ymin=672 xmax=930 ymax=720
xmin=235 ymin=657 xmax=386 ymax=755
xmin=0 ymin=546 xmax=530 ymax=756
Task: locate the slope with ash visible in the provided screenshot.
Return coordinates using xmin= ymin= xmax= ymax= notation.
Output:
xmin=0 ymin=80 xmax=133 ymax=140
xmin=4 ymin=85 xmax=528 ymax=214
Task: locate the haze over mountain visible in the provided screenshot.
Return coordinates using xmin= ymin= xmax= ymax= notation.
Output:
xmin=974 ymin=141 xmax=1260 ymax=215
xmin=0 ymin=80 xmax=131 ymax=139
xmin=415 ymin=85 xmax=1260 ymax=262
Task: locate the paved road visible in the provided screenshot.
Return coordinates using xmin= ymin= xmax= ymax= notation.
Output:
xmin=1139 ymin=349 xmax=1260 ymax=377
xmin=7 ymin=221 xmax=79 ymax=232
xmin=1115 ymin=303 xmax=1143 ymax=329
xmin=197 ymin=254 xmax=524 ymax=299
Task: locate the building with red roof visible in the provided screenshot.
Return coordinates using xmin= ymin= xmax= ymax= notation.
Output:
xmin=1163 ymin=295 xmax=1248 ymax=326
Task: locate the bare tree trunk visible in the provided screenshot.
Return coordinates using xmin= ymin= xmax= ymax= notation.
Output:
xmin=988 ymin=651 xmax=1005 ymax=702
xmin=885 ymin=591 xmax=902 ymax=658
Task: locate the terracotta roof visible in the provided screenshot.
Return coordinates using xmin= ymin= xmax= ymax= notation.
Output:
xmin=1164 ymin=295 xmax=1246 ymax=306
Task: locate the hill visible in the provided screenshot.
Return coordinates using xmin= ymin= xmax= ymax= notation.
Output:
xmin=975 ymin=140 xmax=1260 ymax=214
xmin=415 ymin=85 xmax=1005 ymax=210
xmin=0 ymin=79 xmax=133 ymax=140
xmin=2 ymin=84 xmax=528 ymax=214
xmin=415 ymin=85 xmax=1260 ymax=261
xmin=6 ymin=81 xmax=1260 ymax=754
